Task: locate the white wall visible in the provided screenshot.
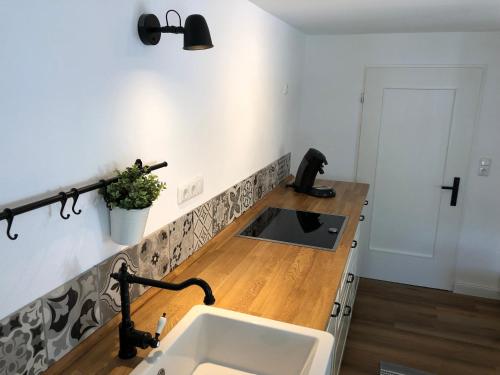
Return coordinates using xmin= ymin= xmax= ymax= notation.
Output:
xmin=295 ymin=32 xmax=500 ymax=296
xmin=0 ymin=0 xmax=304 ymax=319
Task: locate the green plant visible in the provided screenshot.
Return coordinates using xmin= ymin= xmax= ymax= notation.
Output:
xmin=101 ymin=164 xmax=166 ymax=210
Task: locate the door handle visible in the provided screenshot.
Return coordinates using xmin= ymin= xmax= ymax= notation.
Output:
xmin=441 ymin=177 xmax=460 ymax=207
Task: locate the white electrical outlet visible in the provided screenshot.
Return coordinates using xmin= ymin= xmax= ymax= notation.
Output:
xmin=193 ymin=176 xmax=204 ymax=196
xmin=177 ymin=176 xmax=204 ymax=204
xmin=177 ymin=183 xmax=191 ymax=204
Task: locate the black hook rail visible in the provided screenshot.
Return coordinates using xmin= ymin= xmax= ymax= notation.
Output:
xmin=0 ymin=159 xmax=168 ymax=241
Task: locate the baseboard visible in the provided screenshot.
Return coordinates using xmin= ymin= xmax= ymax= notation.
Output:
xmin=453 ymin=281 xmax=500 ymax=300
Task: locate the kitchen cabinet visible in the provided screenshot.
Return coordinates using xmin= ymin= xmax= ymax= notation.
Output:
xmin=327 ymin=224 xmax=361 ymax=375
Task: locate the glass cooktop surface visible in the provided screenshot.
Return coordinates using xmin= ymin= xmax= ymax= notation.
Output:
xmin=238 ymin=207 xmax=347 ymax=251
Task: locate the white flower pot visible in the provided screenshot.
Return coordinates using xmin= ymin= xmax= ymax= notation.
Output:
xmin=109 ymin=206 xmax=150 ymax=246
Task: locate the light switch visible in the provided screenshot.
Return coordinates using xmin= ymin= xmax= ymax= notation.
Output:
xmin=480 ymin=157 xmax=491 ymax=166
xmin=478 ymin=158 xmax=492 ymax=177
xmin=282 ymin=83 xmax=289 ymax=95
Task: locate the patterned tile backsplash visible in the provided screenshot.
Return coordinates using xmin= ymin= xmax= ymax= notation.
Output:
xmin=252 ymin=168 xmax=265 ymax=204
xmin=227 ymin=182 xmax=243 ymax=223
xmin=42 ymin=268 xmax=101 ymax=363
xmin=278 ymin=153 xmax=291 ymax=182
xmin=138 ymin=233 xmax=168 ymax=281
xmin=266 ymin=160 xmax=279 ymax=192
xmin=193 ymin=201 xmax=214 ymax=252
xmin=0 ymin=153 xmax=291 ymax=373
xmin=240 ymin=176 xmax=254 ymax=214
xmin=0 ymin=300 xmax=47 ymax=375
xmin=98 ymin=246 xmax=141 ymax=325
xmin=212 ymin=192 xmax=230 ymax=236
xmin=168 ymin=212 xmax=194 ymax=271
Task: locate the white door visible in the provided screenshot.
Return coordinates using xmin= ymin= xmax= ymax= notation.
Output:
xmin=356 ymin=66 xmax=483 ymax=290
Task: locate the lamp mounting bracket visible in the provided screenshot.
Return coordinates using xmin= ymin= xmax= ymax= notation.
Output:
xmin=138 ymin=14 xmax=162 ymax=45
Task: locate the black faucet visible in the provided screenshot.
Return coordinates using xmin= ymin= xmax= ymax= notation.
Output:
xmin=110 ymin=262 xmax=216 ymax=359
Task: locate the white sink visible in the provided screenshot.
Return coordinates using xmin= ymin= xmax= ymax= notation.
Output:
xmin=131 ymin=305 xmax=334 ymax=375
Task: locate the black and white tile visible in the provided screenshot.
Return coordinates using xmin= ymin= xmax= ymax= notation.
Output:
xmin=286 ymin=153 xmax=291 ymax=169
xmin=278 ymin=153 xmax=291 ymax=182
xmin=154 ymin=226 xmax=171 ymax=278
xmin=252 ymin=169 xmax=267 ymax=204
xmin=97 ymin=246 xmax=141 ymax=325
xmin=193 ymin=201 xmax=213 ymax=252
xmin=266 ymin=161 xmax=279 ymax=191
xmin=212 ymin=192 xmax=230 ymax=236
xmin=137 ymin=229 xmax=170 ymax=289
xmin=42 ymin=268 xmax=101 ymax=363
xmin=168 ymin=213 xmax=194 ymax=270
xmin=0 ymin=300 xmax=47 ymax=375
xmin=240 ymin=176 xmax=254 ymax=213
xmin=227 ymin=182 xmax=243 ymax=223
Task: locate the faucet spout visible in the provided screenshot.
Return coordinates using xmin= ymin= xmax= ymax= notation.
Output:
xmin=123 ymin=272 xmax=216 ymax=306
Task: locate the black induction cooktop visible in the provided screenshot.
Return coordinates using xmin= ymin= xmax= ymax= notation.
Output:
xmin=238 ymin=207 xmax=347 ymax=251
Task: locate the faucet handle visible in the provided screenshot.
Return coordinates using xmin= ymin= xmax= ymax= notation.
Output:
xmin=155 ymin=313 xmax=167 ymax=341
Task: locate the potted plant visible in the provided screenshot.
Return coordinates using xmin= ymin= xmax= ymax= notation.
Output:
xmin=101 ymin=163 xmax=166 ymax=245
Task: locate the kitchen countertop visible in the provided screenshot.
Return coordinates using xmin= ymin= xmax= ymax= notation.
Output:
xmin=46 ymin=179 xmax=369 ymax=375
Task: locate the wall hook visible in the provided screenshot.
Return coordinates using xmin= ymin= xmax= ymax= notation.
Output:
xmin=70 ymin=188 xmax=82 ymax=215
xmin=3 ymin=209 xmax=19 ymax=240
xmin=58 ymin=192 xmax=71 ymax=220
xmin=135 ymin=159 xmax=144 ymax=171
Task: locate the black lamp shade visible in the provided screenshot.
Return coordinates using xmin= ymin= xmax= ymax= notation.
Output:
xmin=183 ymin=14 xmax=213 ymax=50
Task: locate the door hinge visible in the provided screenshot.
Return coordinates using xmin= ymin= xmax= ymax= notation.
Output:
xmin=360 ymin=93 xmax=365 ymax=103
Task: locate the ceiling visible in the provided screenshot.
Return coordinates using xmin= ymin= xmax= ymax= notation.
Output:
xmin=248 ymin=0 xmax=500 ymax=34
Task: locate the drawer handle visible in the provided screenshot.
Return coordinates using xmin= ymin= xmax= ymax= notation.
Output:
xmin=331 ymin=302 xmax=341 ymax=317
xmin=351 ymin=240 xmax=358 ymax=249
xmin=343 ymin=305 xmax=352 ymax=317
xmin=360 ymin=215 xmax=365 ymax=222
xmin=347 ymin=273 xmax=355 ymax=284
xmin=364 ymin=200 xmax=369 ymax=206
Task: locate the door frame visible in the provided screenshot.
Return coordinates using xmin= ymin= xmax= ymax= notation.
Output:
xmin=354 ymin=64 xmax=486 ymax=290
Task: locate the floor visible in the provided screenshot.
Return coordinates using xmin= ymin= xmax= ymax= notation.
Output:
xmin=341 ymin=278 xmax=500 ymax=375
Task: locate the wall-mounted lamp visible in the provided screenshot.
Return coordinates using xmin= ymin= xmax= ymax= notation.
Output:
xmin=138 ymin=10 xmax=213 ymax=50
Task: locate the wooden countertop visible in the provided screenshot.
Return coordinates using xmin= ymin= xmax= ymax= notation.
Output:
xmin=46 ymin=179 xmax=369 ymax=375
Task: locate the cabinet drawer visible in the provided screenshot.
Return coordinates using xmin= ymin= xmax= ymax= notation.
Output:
xmin=332 ymin=308 xmax=352 ymax=375
xmin=335 ymin=279 xmax=355 ymax=341
xmin=332 ymin=284 xmax=356 ymax=375
xmin=329 ymin=223 xmax=362 ymax=375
